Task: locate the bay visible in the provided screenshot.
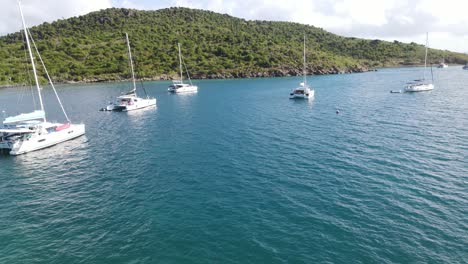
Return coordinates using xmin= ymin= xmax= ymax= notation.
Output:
xmin=0 ymin=66 xmax=467 ymax=263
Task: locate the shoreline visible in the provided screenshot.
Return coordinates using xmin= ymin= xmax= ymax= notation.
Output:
xmin=0 ymin=67 xmax=374 ymax=89
xmin=1 ymin=63 xmax=460 ymax=88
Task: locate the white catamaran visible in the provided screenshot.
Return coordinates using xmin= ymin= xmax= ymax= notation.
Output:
xmin=0 ymin=1 xmax=85 ymax=156
xmin=405 ymin=33 xmax=434 ymax=92
xmin=168 ymin=43 xmax=198 ymax=93
xmin=290 ymin=35 xmax=315 ymax=99
xmin=103 ymin=33 xmax=156 ymax=111
xmin=437 ymin=57 xmax=448 ymax=68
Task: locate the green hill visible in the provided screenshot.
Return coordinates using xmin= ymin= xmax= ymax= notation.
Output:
xmin=1 ymin=7 xmax=467 ymax=86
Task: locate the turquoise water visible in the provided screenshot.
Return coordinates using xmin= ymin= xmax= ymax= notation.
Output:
xmin=1 ymin=67 xmax=467 ymax=263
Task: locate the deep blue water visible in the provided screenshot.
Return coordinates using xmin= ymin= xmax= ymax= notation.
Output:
xmin=0 ymin=66 xmax=467 ymax=263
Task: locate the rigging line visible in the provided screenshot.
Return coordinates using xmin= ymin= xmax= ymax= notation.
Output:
xmin=28 ymin=29 xmax=71 ymax=123
xmin=139 ymin=79 xmax=148 ymax=98
xmin=181 ymin=55 xmax=193 ymax=86
xmin=132 ymin=48 xmax=149 ymax=98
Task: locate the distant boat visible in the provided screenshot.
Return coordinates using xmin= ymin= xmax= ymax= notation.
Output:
xmin=463 ymin=63 xmax=468 ymax=70
xmin=103 ymin=33 xmax=156 ymax=111
xmin=437 ymin=62 xmax=448 ymax=68
xmin=405 ymin=33 xmax=434 ymax=92
xmin=290 ymin=35 xmax=315 ymax=99
xmin=437 ymin=55 xmax=448 ymax=68
xmin=0 ymin=1 xmax=85 ymax=155
xmin=168 ymin=43 xmax=198 ymax=93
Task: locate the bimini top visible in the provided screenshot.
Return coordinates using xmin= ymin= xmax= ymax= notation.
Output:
xmin=3 ymin=110 xmax=45 ymax=125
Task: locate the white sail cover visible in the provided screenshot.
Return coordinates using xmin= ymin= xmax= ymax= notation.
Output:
xmin=3 ymin=110 xmax=45 ymax=124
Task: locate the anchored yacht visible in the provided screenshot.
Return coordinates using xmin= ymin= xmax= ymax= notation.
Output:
xmin=0 ymin=1 xmax=85 ymax=155
xmin=437 ymin=62 xmax=448 ymax=68
xmin=405 ymin=33 xmax=434 ymax=92
xmin=168 ymin=43 xmax=198 ymax=93
xmin=290 ymin=35 xmax=314 ymax=99
xmin=103 ymin=33 xmax=156 ymax=111
xmin=437 ymin=56 xmax=448 ymax=68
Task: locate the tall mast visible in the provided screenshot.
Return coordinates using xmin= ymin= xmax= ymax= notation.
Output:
xmin=423 ymin=32 xmax=428 ymax=81
xmin=125 ymin=32 xmax=137 ymax=95
xmin=178 ymin=43 xmax=183 ymax=83
xmin=303 ymin=34 xmax=307 ymax=86
xmin=18 ymin=0 xmax=45 ymax=121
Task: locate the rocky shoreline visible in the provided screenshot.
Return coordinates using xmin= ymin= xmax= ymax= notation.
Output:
xmin=0 ymin=66 xmax=375 ymax=88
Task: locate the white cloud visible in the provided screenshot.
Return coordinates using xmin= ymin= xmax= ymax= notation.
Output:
xmin=0 ymin=0 xmax=111 ymax=35
xmin=138 ymin=0 xmax=467 ymax=51
xmin=1 ymin=0 xmax=467 ymax=52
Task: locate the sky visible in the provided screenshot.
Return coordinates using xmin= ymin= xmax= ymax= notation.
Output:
xmin=1 ymin=0 xmax=467 ymax=52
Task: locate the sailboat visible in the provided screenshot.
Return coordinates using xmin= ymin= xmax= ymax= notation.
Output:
xmin=0 ymin=1 xmax=85 ymax=156
xmin=437 ymin=55 xmax=448 ymax=68
xmin=103 ymin=33 xmax=156 ymax=111
xmin=437 ymin=61 xmax=448 ymax=68
xmin=168 ymin=43 xmax=198 ymax=93
xmin=290 ymin=35 xmax=315 ymax=99
xmin=405 ymin=33 xmax=434 ymax=92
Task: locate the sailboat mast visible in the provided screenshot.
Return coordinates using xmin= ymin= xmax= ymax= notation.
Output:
xmin=18 ymin=0 xmax=45 ymax=121
xmin=178 ymin=43 xmax=183 ymax=84
xmin=125 ymin=33 xmax=137 ymax=95
xmin=423 ymin=32 xmax=428 ymax=81
xmin=303 ymin=34 xmax=307 ymax=86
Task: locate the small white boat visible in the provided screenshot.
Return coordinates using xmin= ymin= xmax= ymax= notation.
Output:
xmin=290 ymin=83 xmax=315 ymax=99
xmin=290 ymin=35 xmax=314 ymax=100
xmin=437 ymin=56 xmax=448 ymax=68
xmin=103 ymin=33 xmax=156 ymax=111
xmin=405 ymin=81 xmax=434 ymax=92
xmin=104 ymin=93 xmax=156 ymax=112
xmin=437 ymin=62 xmax=448 ymax=68
xmin=168 ymin=80 xmax=198 ymax=93
xmin=0 ymin=1 xmax=85 ymax=156
xmin=405 ymin=33 xmax=434 ymax=93
xmin=168 ymin=43 xmax=198 ymax=93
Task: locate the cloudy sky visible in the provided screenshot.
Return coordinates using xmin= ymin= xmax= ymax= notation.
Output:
xmin=2 ymin=0 xmax=467 ymax=52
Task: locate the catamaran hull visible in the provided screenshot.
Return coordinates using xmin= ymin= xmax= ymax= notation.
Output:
xmin=168 ymin=87 xmax=198 ymax=93
xmin=405 ymin=84 xmax=434 ymax=92
xmin=8 ymin=124 xmax=85 ymax=156
xmin=122 ymin=98 xmax=156 ymax=111
xmin=289 ymin=90 xmax=315 ymax=99
xmin=105 ymin=98 xmax=156 ymax=112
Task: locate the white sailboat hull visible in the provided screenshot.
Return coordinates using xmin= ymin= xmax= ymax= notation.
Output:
xmin=405 ymin=83 xmax=434 ymax=92
xmin=168 ymin=85 xmax=198 ymax=93
xmin=289 ymin=88 xmax=314 ymax=99
xmin=3 ymin=124 xmax=85 ymax=156
xmin=121 ymin=98 xmax=156 ymax=111
xmin=105 ymin=98 xmax=156 ymax=111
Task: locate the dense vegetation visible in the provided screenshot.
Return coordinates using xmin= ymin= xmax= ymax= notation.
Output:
xmin=1 ymin=7 xmax=467 ymax=86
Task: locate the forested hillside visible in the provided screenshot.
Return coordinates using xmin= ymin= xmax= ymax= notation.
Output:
xmin=1 ymin=7 xmax=467 ymax=86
